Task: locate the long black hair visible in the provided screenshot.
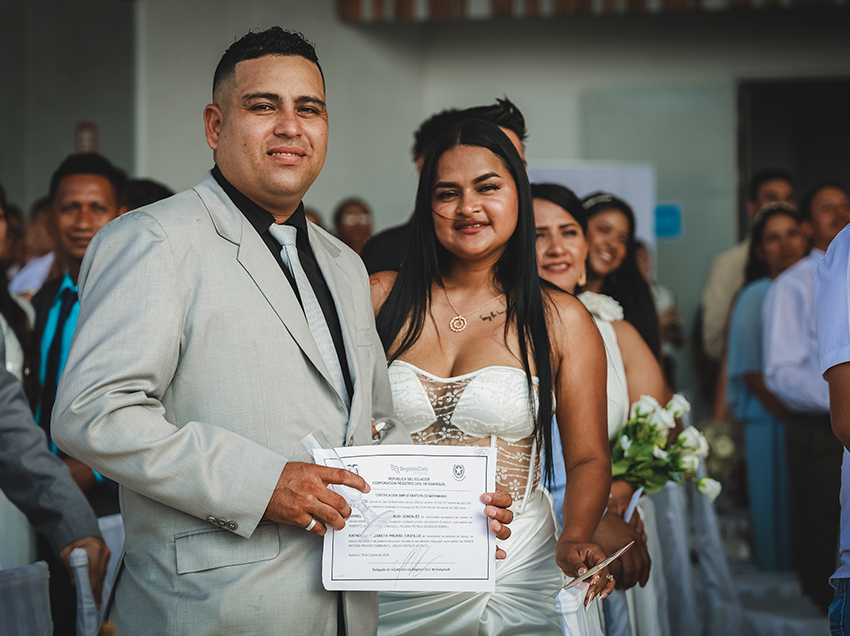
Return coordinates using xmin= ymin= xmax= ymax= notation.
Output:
xmin=376 ymin=119 xmax=557 ymax=485
xmin=744 ymin=203 xmax=805 ymax=284
xmin=582 ymin=192 xmax=661 ymax=359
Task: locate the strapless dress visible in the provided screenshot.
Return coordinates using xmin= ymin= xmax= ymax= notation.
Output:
xmin=377 ymin=361 xmax=601 ymax=636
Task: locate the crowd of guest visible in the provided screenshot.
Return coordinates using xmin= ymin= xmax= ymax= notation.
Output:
xmin=1 ymin=25 xmax=849 ymax=636
xmin=705 ymin=171 xmax=850 ymax=616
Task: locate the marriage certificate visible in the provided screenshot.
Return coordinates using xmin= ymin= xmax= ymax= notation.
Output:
xmin=320 ymin=444 xmax=497 ymax=592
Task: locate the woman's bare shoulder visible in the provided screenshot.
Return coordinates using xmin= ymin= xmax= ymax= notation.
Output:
xmin=369 ymin=270 xmax=398 ymax=315
xmin=543 ymin=287 xmax=602 ymax=351
xmin=543 ymin=287 xmax=591 ymax=325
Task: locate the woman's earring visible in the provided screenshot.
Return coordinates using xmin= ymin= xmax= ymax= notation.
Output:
xmin=578 ymin=268 xmax=587 ymax=287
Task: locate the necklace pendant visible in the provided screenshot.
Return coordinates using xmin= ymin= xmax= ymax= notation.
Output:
xmin=449 ymin=315 xmax=467 ymax=333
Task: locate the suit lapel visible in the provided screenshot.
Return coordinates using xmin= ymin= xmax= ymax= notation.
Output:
xmin=194 ymin=175 xmax=337 ymax=400
xmin=309 ymin=226 xmax=365 ymax=440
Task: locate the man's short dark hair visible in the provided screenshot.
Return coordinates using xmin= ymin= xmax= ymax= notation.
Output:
xmin=48 ymin=153 xmax=128 ymax=206
xmin=213 ymin=27 xmax=323 ymax=100
xmin=333 ymin=198 xmax=371 ymax=228
xmin=749 ymin=167 xmax=795 ymax=202
xmin=412 ymin=97 xmax=527 ymax=162
xmin=123 ymin=179 xmax=175 ymax=210
xmin=798 ymin=181 xmax=850 ymax=220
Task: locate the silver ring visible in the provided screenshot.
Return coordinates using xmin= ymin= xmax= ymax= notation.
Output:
xmin=605 ymin=574 xmax=614 ymax=581
xmin=304 ymin=518 xmax=317 ymax=532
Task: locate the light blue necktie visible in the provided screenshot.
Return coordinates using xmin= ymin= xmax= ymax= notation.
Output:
xmin=268 ymin=223 xmax=350 ymax=411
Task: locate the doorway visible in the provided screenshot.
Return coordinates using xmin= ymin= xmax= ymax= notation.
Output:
xmin=738 ymin=77 xmax=850 ymax=239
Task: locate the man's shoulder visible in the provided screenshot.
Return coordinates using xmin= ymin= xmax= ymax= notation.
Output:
xmin=779 ymin=251 xmax=820 ymax=286
xmin=122 ymin=187 xmax=208 ymax=228
xmin=361 ymin=221 xmax=411 ymax=274
xmin=712 ymin=240 xmax=749 ymax=271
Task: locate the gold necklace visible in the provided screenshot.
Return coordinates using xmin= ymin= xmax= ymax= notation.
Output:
xmin=443 ymin=287 xmax=504 ymax=333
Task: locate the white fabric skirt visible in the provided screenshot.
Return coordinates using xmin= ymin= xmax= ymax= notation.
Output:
xmin=378 ymin=488 xmax=604 ymax=636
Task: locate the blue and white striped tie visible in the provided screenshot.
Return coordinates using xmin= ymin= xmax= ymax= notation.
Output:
xmin=268 ymin=223 xmax=350 ymax=411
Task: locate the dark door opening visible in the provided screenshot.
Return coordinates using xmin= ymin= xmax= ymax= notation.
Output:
xmin=738 ymin=77 xmax=850 ymax=239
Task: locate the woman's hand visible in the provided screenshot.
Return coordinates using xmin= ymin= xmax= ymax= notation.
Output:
xmin=555 ymin=540 xmax=616 ymax=606
xmin=482 ymin=491 xmax=513 ymax=559
xmin=592 ymin=512 xmax=651 ymax=590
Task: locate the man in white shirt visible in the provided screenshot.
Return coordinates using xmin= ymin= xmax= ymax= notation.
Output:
xmin=702 ymin=168 xmax=796 ymax=361
xmin=815 ymin=222 xmax=850 ymax=633
xmin=764 ymin=181 xmax=850 ymax=613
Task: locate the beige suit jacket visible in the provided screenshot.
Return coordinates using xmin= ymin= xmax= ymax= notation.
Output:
xmin=52 ymin=173 xmax=407 ymax=636
xmin=701 ymin=240 xmax=749 ymax=360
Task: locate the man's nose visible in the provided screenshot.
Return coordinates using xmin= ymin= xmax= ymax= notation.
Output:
xmin=73 ymin=206 xmax=95 ymax=228
xmin=273 ymin=107 xmax=302 ymax=137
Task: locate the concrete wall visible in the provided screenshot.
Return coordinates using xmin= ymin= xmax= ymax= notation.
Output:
xmin=136 ymin=3 xmax=850 ymax=406
xmin=136 ymin=0 xmax=426 ymax=229
xmin=0 ymin=0 xmax=135 ymax=212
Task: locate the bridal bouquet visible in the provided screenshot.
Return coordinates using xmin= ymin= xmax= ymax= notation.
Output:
xmin=611 ymin=395 xmax=722 ymax=501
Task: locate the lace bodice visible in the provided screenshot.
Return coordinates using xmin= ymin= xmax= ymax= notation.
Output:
xmin=388 ymin=361 xmax=541 ymax=507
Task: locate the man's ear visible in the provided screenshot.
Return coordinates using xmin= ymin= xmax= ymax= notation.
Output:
xmin=204 ymin=104 xmax=223 ymax=151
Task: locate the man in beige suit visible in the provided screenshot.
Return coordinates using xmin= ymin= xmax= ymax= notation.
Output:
xmin=52 ymin=28 xmax=512 ymax=636
xmin=701 ymin=167 xmax=796 ymax=360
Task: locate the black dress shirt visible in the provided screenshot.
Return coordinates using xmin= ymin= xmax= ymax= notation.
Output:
xmin=212 ymin=166 xmax=353 ymax=403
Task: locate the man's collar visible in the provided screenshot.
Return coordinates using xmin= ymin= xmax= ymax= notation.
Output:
xmin=58 ymin=271 xmax=78 ymax=294
xmin=211 ymin=165 xmax=307 ymax=235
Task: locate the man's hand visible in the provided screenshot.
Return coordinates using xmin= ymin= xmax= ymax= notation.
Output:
xmin=264 ymin=462 xmax=370 ymax=535
xmin=481 ymin=491 xmax=513 ymax=559
xmin=64 ymin=457 xmax=98 ymax=493
xmin=592 ymin=512 xmax=651 ymax=590
xmin=58 ymin=536 xmax=111 ymax=609
xmin=606 ymin=495 xmax=647 ymax=544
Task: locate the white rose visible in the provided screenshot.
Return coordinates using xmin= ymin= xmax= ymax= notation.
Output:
xmin=666 ymin=394 xmax=691 ymax=419
xmin=652 ymin=445 xmax=668 ymax=461
xmin=620 ymin=435 xmax=632 ymax=455
xmin=650 ymin=407 xmax=676 ymax=431
xmin=630 ymin=395 xmax=661 ymax=420
xmin=681 ymin=454 xmax=699 ymax=472
xmin=578 ymin=292 xmax=624 ymax=322
xmin=697 ymin=477 xmax=722 ymax=503
xmin=678 ymin=427 xmax=710 ymax=457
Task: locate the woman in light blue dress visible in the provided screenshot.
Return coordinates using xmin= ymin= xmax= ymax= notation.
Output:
xmin=727 ymin=203 xmax=808 ymax=571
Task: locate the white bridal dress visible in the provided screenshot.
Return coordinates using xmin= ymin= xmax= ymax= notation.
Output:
xmin=577 ymin=292 xmax=670 ymax=636
xmin=378 ymin=360 xmax=604 ymax=636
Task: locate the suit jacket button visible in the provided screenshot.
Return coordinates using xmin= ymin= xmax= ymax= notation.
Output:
xmin=207 ymin=516 xmax=216 ymax=525
xmin=217 ymin=519 xmax=227 ymax=527
xmin=227 ymin=521 xmax=238 ymax=531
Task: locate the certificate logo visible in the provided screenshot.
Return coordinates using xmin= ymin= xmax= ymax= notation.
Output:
xmin=452 ymin=464 xmax=466 ymax=481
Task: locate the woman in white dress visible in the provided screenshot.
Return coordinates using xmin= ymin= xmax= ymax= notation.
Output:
xmin=370 ymin=120 xmax=615 ymax=635
xmin=532 ymin=183 xmax=672 ymax=636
